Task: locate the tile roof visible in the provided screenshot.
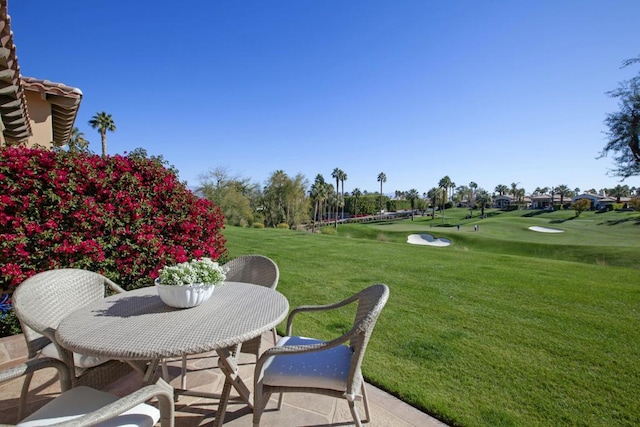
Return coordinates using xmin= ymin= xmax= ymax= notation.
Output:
xmin=0 ymin=1 xmax=31 ymax=143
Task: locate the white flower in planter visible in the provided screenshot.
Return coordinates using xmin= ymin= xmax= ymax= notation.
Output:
xmin=157 ymin=258 xmax=226 ymax=286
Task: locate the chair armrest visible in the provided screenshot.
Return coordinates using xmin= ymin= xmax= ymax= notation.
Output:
xmin=0 ymin=357 xmax=71 ymax=390
xmin=104 ymin=276 xmax=127 ymax=294
xmin=53 ymin=379 xmax=175 ymax=427
xmin=285 ymin=292 xmax=361 ymax=335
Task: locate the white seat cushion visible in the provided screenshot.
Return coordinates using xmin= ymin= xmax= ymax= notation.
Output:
xmin=18 ymin=386 xmax=159 ymax=427
xmin=41 ymin=343 xmax=110 ymax=368
xmin=262 ymin=336 xmax=353 ymax=392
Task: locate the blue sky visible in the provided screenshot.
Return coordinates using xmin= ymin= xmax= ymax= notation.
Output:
xmin=9 ymin=1 xmax=640 ymax=195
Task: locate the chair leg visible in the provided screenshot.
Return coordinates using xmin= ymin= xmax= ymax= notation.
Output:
xmin=253 ymin=390 xmax=272 ymax=427
xmin=361 ymin=382 xmax=371 ymax=423
xmin=277 ymin=392 xmax=284 ymax=410
xmin=181 ymin=354 xmax=188 ymax=389
xmin=348 ymin=399 xmax=364 ymax=427
xmin=17 ymin=371 xmax=34 ymax=421
xmin=161 ymin=359 xmax=169 ymax=382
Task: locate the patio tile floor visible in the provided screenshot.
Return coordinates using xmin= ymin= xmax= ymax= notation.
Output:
xmin=0 ymin=333 xmax=446 ymax=426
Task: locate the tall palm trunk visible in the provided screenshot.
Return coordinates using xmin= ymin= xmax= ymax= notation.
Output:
xmin=101 ymin=131 xmax=107 ymax=157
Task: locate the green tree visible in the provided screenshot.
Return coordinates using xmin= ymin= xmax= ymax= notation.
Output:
xmin=609 ymin=184 xmax=630 ymax=203
xmin=494 ymin=184 xmax=508 ymax=196
xmin=262 ymin=170 xmax=309 ymax=227
xmin=517 ymin=188 xmax=526 ymax=207
xmin=438 ymin=176 xmax=452 ymax=201
xmin=60 ymin=127 xmax=91 ymax=153
xmin=340 ymin=171 xmax=347 ymax=220
xmin=475 ymin=188 xmax=492 ymax=217
xmin=331 ymin=168 xmax=340 ymax=225
xmin=510 ymin=182 xmax=520 ymax=198
xmin=309 ymin=174 xmax=327 ymax=231
xmin=197 ymin=167 xmax=258 ymax=226
xmin=455 ymin=185 xmax=469 ymax=204
xmin=352 ymin=187 xmax=362 ymax=216
xmin=599 ymin=56 xmax=640 ymax=179
xmin=438 ymin=176 xmax=451 ymax=221
xmin=556 ymin=184 xmax=571 ymax=207
xmin=468 ymin=181 xmax=478 ymax=209
xmin=88 ymin=111 xmax=116 ymax=157
xmin=427 ymin=187 xmax=439 ymax=219
xmin=377 ymin=172 xmax=387 ymax=216
xmin=406 ymin=188 xmax=419 ymax=220
xmin=572 ymin=198 xmax=591 ymax=217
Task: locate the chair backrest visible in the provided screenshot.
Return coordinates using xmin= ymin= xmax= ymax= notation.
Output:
xmin=223 ymin=255 xmax=279 ymax=289
xmin=345 ymin=284 xmax=389 ymax=395
xmin=13 ymin=269 xmax=125 ymax=356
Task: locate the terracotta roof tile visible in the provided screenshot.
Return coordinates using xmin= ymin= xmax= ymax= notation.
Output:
xmin=0 ymin=0 xmax=31 ymax=143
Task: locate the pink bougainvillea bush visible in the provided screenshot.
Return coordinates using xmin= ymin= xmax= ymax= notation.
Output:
xmin=0 ymin=147 xmax=226 ymax=291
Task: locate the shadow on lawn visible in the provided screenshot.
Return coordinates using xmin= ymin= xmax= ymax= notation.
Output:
xmin=600 ymin=215 xmax=640 ymax=226
xmin=549 ymin=216 xmax=578 ymax=224
xmin=522 ymin=210 xmax=548 ymax=217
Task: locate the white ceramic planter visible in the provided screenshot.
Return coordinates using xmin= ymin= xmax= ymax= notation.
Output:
xmin=155 ymin=280 xmax=215 ymax=308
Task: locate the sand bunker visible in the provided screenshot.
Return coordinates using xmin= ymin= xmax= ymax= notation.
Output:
xmin=407 ymin=234 xmax=451 ymax=247
xmin=528 ymin=226 xmax=564 ymax=233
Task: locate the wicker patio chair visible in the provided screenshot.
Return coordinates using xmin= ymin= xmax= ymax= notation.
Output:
xmin=1 ymin=357 xmax=174 ymax=426
xmin=252 ymin=283 xmax=390 ymax=427
xmin=12 ymin=269 xmax=133 ymax=420
xmin=224 ymin=255 xmax=280 ymax=358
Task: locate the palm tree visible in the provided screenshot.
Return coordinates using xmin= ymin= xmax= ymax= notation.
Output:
xmin=517 ymin=188 xmax=526 ymax=207
xmin=549 ymin=186 xmax=557 ymax=209
xmin=609 ymin=184 xmax=630 ymax=203
xmin=427 ymin=187 xmax=439 ymax=219
xmin=438 ymin=176 xmax=452 ymax=201
xmin=510 ymin=182 xmax=520 ymax=198
xmin=377 ymin=172 xmax=387 ymax=217
xmin=320 ymin=183 xmax=333 ymax=224
xmin=340 ymin=171 xmax=347 ymax=220
xmin=406 ymin=189 xmax=419 ymax=220
xmin=89 ymin=112 xmax=116 ymax=157
xmin=556 ymin=184 xmax=571 ymax=207
xmin=475 ymin=188 xmax=492 ymax=217
xmin=438 ymin=176 xmax=451 ymax=221
xmin=449 ymin=181 xmax=456 ymax=202
xmin=494 ymin=184 xmax=508 ymax=196
xmin=352 ymin=188 xmax=362 ymax=217
xmin=310 ymin=174 xmax=326 ymax=231
xmin=331 ymin=168 xmax=346 ymax=227
xmin=468 ymin=181 xmax=478 ymax=208
xmin=326 ymin=189 xmax=338 ymax=225
xmin=66 ymin=127 xmax=90 ymax=152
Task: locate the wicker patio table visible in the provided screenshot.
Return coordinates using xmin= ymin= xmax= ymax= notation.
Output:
xmin=56 ymin=281 xmax=289 ymax=426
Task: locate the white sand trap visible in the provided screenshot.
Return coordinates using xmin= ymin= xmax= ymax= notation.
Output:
xmin=528 ymin=226 xmax=564 ymax=233
xmin=407 ymin=234 xmax=451 ymax=247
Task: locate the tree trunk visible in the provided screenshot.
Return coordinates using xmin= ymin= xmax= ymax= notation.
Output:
xmin=101 ymin=131 xmax=107 ymax=157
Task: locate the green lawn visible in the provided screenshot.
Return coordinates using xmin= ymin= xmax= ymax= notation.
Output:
xmin=223 ymin=209 xmax=640 ymax=426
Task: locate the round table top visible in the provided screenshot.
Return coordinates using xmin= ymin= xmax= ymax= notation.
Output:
xmin=56 ymin=282 xmax=289 ymax=360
